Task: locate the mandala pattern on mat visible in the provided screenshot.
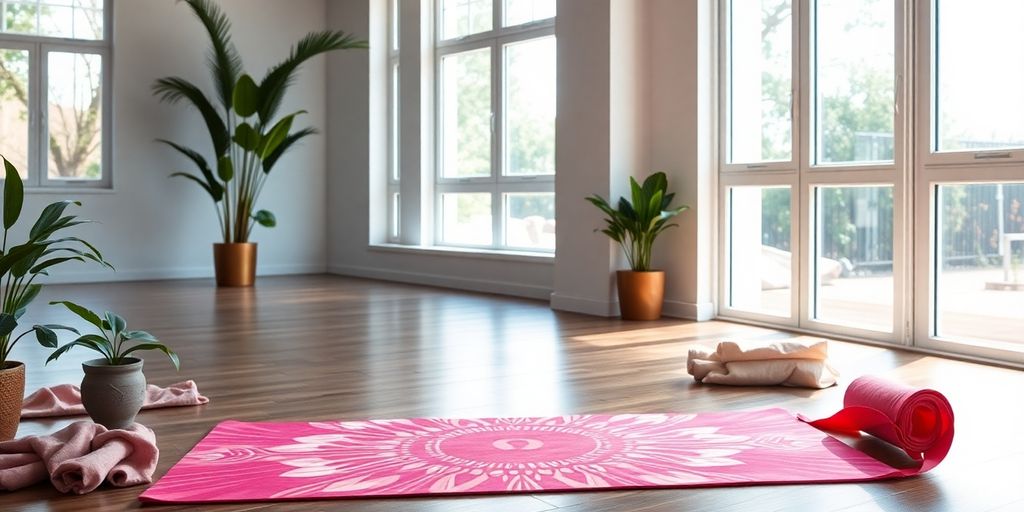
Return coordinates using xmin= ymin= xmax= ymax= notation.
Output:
xmin=140 ymin=409 xmax=894 ymax=502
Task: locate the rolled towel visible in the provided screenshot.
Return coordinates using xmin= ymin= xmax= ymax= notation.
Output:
xmin=802 ymin=375 xmax=954 ymax=473
xmin=687 ymin=339 xmax=839 ymax=389
xmin=0 ymin=421 xmax=158 ymax=493
xmin=22 ymin=380 xmax=209 ymax=419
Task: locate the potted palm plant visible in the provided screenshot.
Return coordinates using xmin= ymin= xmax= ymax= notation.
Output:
xmin=153 ymin=0 xmax=367 ymax=286
xmin=0 ymin=156 xmax=111 ymax=440
xmin=45 ymin=301 xmax=178 ymax=429
xmin=586 ymin=172 xmax=689 ymax=320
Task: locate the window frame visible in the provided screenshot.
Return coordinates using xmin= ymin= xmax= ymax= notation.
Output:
xmin=432 ymin=0 xmax=554 ymax=252
xmin=387 ymin=0 xmax=400 ymax=242
xmin=0 ymin=0 xmax=112 ymax=190
xmin=718 ymin=0 xmax=910 ymax=346
xmin=912 ymin=0 xmax=1024 ymax=365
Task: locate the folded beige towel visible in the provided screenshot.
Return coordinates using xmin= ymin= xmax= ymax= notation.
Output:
xmin=687 ymin=339 xmax=839 ymax=389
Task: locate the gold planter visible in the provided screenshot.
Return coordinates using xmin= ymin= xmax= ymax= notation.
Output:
xmin=0 ymin=361 xmax=25 ymax=441
xmin=616 ymin=270 xmax=665 ymax=321
xmin=213 ymin=243 xmax=257 ymax=287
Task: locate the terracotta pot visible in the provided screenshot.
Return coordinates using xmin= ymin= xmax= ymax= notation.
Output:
xmin=213 ymin=242 xmax=257 ymax=287
xmin=81 ymin=358 xmax=146 ymax=429
xmin=616 ymin=270 xmax=665 ymax=321
xmin=0 ymin=361 xmax=25 ymax=440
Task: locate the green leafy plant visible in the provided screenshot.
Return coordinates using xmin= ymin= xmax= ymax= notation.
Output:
xmin=0 ymin=156 xmax=111 ymax=365
xmin=45 ymin=301 xmax=179 ymax=369
xmin=585 ymin=172 xmax=689 ymax=272
xmin=153 ymin=0 xmax=367 ymax=243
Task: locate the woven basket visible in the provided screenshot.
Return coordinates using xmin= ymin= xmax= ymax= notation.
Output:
xmin=0 ymin=361 xmax=25 ymax=441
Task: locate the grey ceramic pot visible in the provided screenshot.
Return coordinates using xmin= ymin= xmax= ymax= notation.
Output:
xmin=81 ymin=358 xmax=146 ymax=429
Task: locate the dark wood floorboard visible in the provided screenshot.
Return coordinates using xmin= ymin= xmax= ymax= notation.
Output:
xmin=2 ymin=274 xmax=1021 ymax=511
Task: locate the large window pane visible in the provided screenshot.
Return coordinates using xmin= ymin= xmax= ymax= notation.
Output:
xmin=814 ymin=186 xmax=893 ymax=332
xmin=505 ymin=193 xmax=554 ymax=250
xmin=504 ymin=0 xmax=555 ymax=27
xmin=2 ymin=0 xmax=104 ymax=40
xmin=47 ymin=51 xmax=102 ymax=180
xmin=440 ymin=0 xmax=492 ymax=40
xmin=441 ymin=193 xmax=492 ymax=246
xmin=814 ymin=0 xmax=894 ymax=164
xmin=0 ymin=48 xmax=30 ymax=177
xmin=936 ymin=183 xmax=1024 ymax=349
xmin=440 ymin=48 xmax=491 ymax=179
xmin=504 ymin=36 xmax=554 ymax=176
xmin=728 ymin=0 xmax=792 ymax=163
xmin=729 ymin=186 xmax=792 ymax=317
xmin=936 ymin=1 xmax=1024 ymax=152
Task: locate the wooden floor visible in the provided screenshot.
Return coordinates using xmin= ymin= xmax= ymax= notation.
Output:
xmin=5 ymin=275 xmax=1023 ymax=511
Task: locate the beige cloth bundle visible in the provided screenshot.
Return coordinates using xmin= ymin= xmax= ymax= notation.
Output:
xmin=687 ymin=339 xmax=839 ymax=389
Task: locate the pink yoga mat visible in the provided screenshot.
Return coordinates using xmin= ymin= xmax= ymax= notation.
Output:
xmin=140 ymin=377 xmax=953 ymax=504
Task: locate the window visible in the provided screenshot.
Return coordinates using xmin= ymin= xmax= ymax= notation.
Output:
xmin=387 ymin=0 xmax=400 ymax=241
xmin=0 ymin=0 xmax=110 ymax=188
xmin=723 ymin=0 xmax=1024 ymax=364
xmin=720 ymin=0 xmax=905 ymax=343
xmin=434 ymin=0 xmax=555 ymax=252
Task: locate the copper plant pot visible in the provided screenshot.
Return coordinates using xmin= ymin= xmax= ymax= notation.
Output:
xmin=0 ymin=361 xmax=26 ymax=441
xmin=213 ymin=243 xmax=257 ymax=287
xmin=616 ymin=270 xmax=665 ymax=321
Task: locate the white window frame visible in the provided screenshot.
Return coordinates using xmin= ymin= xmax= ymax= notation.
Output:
xmin=387 ymin=0 xmax=401 ymax=242
xmin=0 ymin=0 xmax=112 ymax=190
xmin=718 ymin=0 xmax=911 ymax=346
xmin=912 ymin=0 xmax=1024 ymax=365
xmin=432 ymin=0 xmax=555 ymax=252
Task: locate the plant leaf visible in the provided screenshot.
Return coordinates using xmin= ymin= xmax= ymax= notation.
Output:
xmin=257 ymin=30 xmax=367 ymax=124
xmin=217 ymin=155 xmax=234 ymax=182
xmin=123 ymin=330 xmax=158 ymax=342
xmin=29 ymin=201 xmax=81 ymax=241
xmin=0 ymin=313 xmax=17 ymax=338
xmin=152 ymin=77 xmax=230 ymax=157
xmin=181 ymin=0 xmax=243 ymax=111
xmin=122 ymin=343 xmax=180 ymax=370
xmin=252 ymin=209 xmax=276 ymax=227
xmin=104 ymin=311 xmax=127 ymax=337
xmin=3 ymin=156 xmax=24 ymax=230
xmin=233 ymin=122 xmax=260 ymax=152
xmin=259 ymin=111 xmax=304 ymax=159
xmin=262 ymin=127 xmax=316 ymax=174
xmin=232 ymin=74 xmax=260 ymax=117
xmin=157 ymin=139 xmax=224 ymax=200
xmin=49 ymin=300 xmax=105 ymax=331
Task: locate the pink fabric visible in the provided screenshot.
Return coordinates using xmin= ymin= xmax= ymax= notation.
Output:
xmin=22 ymin=380 xmax=208 ymax=419
xmin=0 ymin=421 xmax=158 ymax=494
xmin=140 ymin=376 xmax=955 ymax=505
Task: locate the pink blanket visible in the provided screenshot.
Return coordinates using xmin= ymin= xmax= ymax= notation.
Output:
xmin=0 ymin=422 xmax=158 ymax=493
xmin=22 ymin=381 xmax=208 ymax=419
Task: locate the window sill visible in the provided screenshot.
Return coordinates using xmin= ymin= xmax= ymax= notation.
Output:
xmin=369 ymin=243 xmax=555 ymax=264
xmin=25 ymin=187 xmax=115 ymax=195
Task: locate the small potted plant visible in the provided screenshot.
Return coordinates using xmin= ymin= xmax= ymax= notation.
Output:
xmin=0 ymin=156 xmax=111 ymax=440
xmin=586 ymin=172 xmax=689 ymax=320
xmin=46 ymin=301 xmax=179 ymax=429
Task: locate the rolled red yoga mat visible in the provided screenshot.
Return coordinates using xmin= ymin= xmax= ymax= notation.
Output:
xmin=803 ymin=375 xmax=955 ymax=474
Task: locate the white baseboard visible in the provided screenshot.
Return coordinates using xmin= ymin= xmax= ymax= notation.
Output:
xmin=35 ymin=263 xmax=326 ymax=285
xmin=663 ymin=300 xmax=716 ymax=321
xmin=548 ymin=293 xmax=619 ymax=317
xmin=327 ymin=264 xmax=552 ymax=300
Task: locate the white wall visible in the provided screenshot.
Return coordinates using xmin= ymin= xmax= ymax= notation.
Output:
xmin=22 ymin=0 xmax=329 ymax=283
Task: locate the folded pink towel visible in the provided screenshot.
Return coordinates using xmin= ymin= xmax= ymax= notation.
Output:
xmin=22 ymin=380 xmax=209 ymax=419
xmin=0 ymin=421 xmax=158 ymax=493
